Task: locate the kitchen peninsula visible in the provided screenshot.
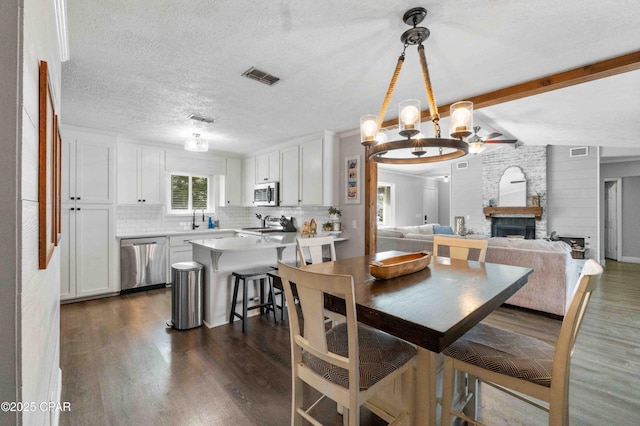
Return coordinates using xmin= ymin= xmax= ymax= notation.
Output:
xmin=191 ymin=233 xmax=347 ymax=327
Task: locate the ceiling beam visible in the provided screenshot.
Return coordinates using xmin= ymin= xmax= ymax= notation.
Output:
xmin=380 ymin=50 xmax=640 ymax=129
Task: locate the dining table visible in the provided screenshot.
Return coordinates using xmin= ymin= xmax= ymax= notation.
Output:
xmin=293 ymin=250 xmax=533 ymax=426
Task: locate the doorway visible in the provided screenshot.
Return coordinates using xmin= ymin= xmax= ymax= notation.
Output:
xmin=423 ymin=187 xmax=438 ymax=224
xmin=604 ymin=178 xmax=622 ymax=261
xmin=377 ymin=182 xmax=395 ymax=226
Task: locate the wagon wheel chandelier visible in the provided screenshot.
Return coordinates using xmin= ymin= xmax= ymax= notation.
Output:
xmin=360 ymin=7 xmax=472 ymax=164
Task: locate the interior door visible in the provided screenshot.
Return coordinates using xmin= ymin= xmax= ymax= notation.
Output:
xmin=604 ymin=181 xmax=617 ymax=260
xmin=423 ymin=187 xmax=438 ymax=224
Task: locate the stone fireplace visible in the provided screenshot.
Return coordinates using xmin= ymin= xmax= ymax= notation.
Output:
xmin=481 ymin=146 xmax=548 ymax=239
xmin=491 ymin=216 xmax=536 ymax=239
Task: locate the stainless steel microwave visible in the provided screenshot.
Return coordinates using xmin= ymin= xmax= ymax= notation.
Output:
xmin=254 ymin=182 xmax=279 ymax=206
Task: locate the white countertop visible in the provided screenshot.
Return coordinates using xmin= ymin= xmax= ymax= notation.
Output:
xmin=191 ymin=233 xmax=347 ymax=253
xmin=116 ymin=228 xmax=236 ymax=239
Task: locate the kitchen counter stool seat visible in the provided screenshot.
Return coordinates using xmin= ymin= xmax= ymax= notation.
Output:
xmin=229 ymin=266 xmax=278 ymax=333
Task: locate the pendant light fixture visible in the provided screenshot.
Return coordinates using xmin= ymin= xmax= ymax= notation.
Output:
xmin=184 ymin=133 xmax=209 ymax=152
xmin=360 ymin=7 xmax=472 ymax=164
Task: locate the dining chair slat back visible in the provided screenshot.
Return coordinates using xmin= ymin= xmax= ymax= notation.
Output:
xmin=433 ymin=236 xmax=488 ymax=262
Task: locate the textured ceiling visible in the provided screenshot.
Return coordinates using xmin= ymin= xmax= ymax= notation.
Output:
xmin=61 ymin=0 xmax=640 ymax=172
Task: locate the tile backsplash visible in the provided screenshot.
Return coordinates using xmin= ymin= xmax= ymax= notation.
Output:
xmin=116 ymin=204 xmax=336 ymax=235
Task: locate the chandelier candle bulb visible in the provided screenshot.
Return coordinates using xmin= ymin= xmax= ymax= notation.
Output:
xmin=360 ymin=114 xmax=379 ymax=145
xmin=449 ymin=101 xmax=474 ymax=139
xmin=399 ymin=99 xmax=421 ymax=137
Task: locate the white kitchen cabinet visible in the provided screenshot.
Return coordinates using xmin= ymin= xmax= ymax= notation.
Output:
xmin=221 ymin=157 xmax=242 ymax=206
xmin=256 ymin=151 xmax=280 ymax=183
xmin=280 ymin=145 xmax=300 ymax=206
xmin=60 ymin=204 xmax=116 ymax=301
xmin=299 ymin=138 xmax=323 ymax=205
xmin=279 ymin=132 xmax=334 ymax=206
xmin=242 ymin=156 xmax=256 ymax=206
xmin=117 ymin=143 xmax=164 ymax=204
xmin=62 ymin=135 xmax=115 ymax=204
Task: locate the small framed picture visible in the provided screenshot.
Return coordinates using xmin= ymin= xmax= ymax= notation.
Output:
xmin=345 ymin=155 xmax=360 ymax=204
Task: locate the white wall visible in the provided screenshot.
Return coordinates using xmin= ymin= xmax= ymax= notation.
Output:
xmin=437 ymin=179 xmax=451 ymax=226
xmin=336 ymin=131 xmax=365 ymax=258
xmin=19 ymin=0 xmax=64 ymax=424
xmin=377 ymin=170 xmax=431 ymax=226
xmin=601 ymin=159 xmax=640 ymax=261
xmin=0 ymin=2 xmax=20 ymax=424
xmin=451 ymin=155 xmax=485 ymax=234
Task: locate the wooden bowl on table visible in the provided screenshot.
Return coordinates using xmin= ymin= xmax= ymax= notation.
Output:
xmin=369 ymin=251 xmax=432 ymax=280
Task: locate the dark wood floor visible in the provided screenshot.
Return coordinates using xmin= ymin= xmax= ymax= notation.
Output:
xmin=60 ymin=260 xmax=640 ymax=425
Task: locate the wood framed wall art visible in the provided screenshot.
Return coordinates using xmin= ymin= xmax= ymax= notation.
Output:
xmin=345 ymin=155 xmax=361 ymax=204
xmin=39 ymin=60 xmax=58 ymax=269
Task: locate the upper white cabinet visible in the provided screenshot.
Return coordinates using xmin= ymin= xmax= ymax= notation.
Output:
xmin=279 ymin=131 xmax=336 ymax=206
xmin=280 ymin=145 xmax=300 ymax=206
xmin=242 ymin=156 xmax=256 ymax=206
xmin=221 ymin=157 xmax=242 ymax=206
xmin=256 ymin=151 xmax=280 ymax=183
xmin=62 ymin=133 xmax=115 ymax=204
xmin=117 ymin=143 xmax=164 ymax=205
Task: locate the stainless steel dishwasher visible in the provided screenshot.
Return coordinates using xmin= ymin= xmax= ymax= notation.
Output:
xmin=120 ymin=237 xmax=167 ymax=293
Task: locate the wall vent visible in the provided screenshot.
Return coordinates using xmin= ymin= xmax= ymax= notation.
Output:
xmin=570 ymin=146 xmax=588 ymax=157
xmin=456 ymin=161 xmax=469 ymax=170
xmin=187 ymin=114 xmax=215 ymax=124
xmin=242 ymin=67 xmax=280 ymax=86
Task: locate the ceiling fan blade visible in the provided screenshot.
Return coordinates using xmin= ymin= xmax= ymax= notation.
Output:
xmin=484 ymin=132 xmax=502 ymax=140
xmin=485 ymin=139 xmax=518 ymax=144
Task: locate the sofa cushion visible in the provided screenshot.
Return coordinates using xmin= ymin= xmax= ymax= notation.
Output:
xmin=418 ymin=224 xmax=439 ymax=234
xmin=433 ymin=225 xmax=455 ymax=235
xmin=404 ymin=233 xmax=435 ymax=240
xmin=488 ymin=237 xmax=571 ymax=253
xmin=395 ymin=226 xmax=423 ymax=237
xmin=378 ymin=229 xmax=405 ymax=238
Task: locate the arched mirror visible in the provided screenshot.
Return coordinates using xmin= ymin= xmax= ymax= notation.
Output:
xmin=499 ymin=166 xmax=527 ymax=207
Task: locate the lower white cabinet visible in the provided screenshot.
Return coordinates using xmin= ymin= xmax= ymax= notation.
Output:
xmin=60 ymin=204 xmax=116 ymax=301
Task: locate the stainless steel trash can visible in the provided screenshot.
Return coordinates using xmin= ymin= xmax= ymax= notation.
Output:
xmin=170 ymin=261 xmax=203 ymax=330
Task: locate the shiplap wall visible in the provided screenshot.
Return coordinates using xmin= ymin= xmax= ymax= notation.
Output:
xmin=547 ymin=145 xmax=599 ymax=260
xmin=0 ymin=2 xmax=20 ymax=424
xmin=18 ymin=0 xmax=64 ymax=424
xmin=451 ymin=155 xmax=485 ymax=234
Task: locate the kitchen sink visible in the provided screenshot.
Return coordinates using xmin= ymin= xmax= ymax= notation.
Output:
xmin=236 ymin=227 xmax=283 ymax=236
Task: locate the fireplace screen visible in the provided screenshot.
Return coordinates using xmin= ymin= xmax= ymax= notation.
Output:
xmin=492 ymin=217 xmax=535 ymax=239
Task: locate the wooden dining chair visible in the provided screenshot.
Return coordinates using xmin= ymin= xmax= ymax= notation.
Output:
xmin=296 ymin=236 xmax=337 ymax=266
xmin=277 ymin=261 xmax=417 ymax=426
xmin=440 ymin=259 xmax=603 ymax=425
xmin=433 ymin=235 xmax=488 ymax=262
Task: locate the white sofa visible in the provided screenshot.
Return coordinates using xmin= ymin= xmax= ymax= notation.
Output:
xmin=377 ymin=227 xmax=580 ymax=317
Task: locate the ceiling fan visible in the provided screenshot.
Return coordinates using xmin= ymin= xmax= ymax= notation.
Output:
xmin=467 ymin=126 xmax=518 ymax=154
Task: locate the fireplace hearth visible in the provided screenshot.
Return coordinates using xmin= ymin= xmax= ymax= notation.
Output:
xmin=491 ymin=217 xmax=535 ymax=239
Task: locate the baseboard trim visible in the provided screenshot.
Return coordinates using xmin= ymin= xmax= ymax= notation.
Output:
xmin=621 ymin=256 xmax=640 ymax=264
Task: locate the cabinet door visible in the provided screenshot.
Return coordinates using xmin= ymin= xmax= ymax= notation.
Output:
xmin=280 ymin=145 xmax=300 ymax=206
xmin=117 ymin=144 xmax=140 ymax=204
xmin=242 ymin=157 xmax=256 ymax=206
xmin=61 ymin=139 xmax=76 ymax=204
xmin=60 ymin=206 xmax=76 ymax=300
xmin=299 ymin=139 xmax=323 ymax=205
xmin=75 ymin=204 xmax=115 ymax=298
xmin=140 ymin=147 xmax=164 ymax=204
xmin=224 ymin=158 xmax=242 ymax=206
xmin=267 ymin=151 xmax=280 ymax=181
xmin=255 ymin=153 xmax=269 ymax=183
xmin=168 ymin=247 xmax=193 ymax=282
xmin=76 ymin=139 xmax=115 ymax=204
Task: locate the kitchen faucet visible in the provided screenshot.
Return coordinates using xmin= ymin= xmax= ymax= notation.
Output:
xmin=255 ymin=213 xmax=270 ymax=228
xmin=192 ymin=209 xmax=205 ymax=230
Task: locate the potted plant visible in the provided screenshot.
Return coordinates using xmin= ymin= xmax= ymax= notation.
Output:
xmin=328 ymin=206 xmax=342 ymax=219
xmin=322 ymin=221 xmax=333 ymax=231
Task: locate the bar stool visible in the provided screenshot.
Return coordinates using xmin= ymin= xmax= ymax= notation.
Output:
xmin=229 ymin=266 xmax=278 ymax=333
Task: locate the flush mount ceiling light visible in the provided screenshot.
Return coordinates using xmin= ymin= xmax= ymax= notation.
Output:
xmin=184 ymin=133 xmax=208 ymax=152
xmin=360 ymin=7 xmax=472 ymax=164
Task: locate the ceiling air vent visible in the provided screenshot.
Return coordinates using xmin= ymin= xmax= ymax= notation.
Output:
xmin=242 ymin=67 xmax=280 ymax=86
xmin=187 ymin=114 xmax=215 ymax=124
xmin=456 ymin=161 xmax=469 ymax=170
xmin=569 ymin=146 xmax=588 ymax=157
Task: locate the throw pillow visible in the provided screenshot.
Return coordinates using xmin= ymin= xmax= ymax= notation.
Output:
xmin=433 ymin=225 xmax=454 ymax=235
